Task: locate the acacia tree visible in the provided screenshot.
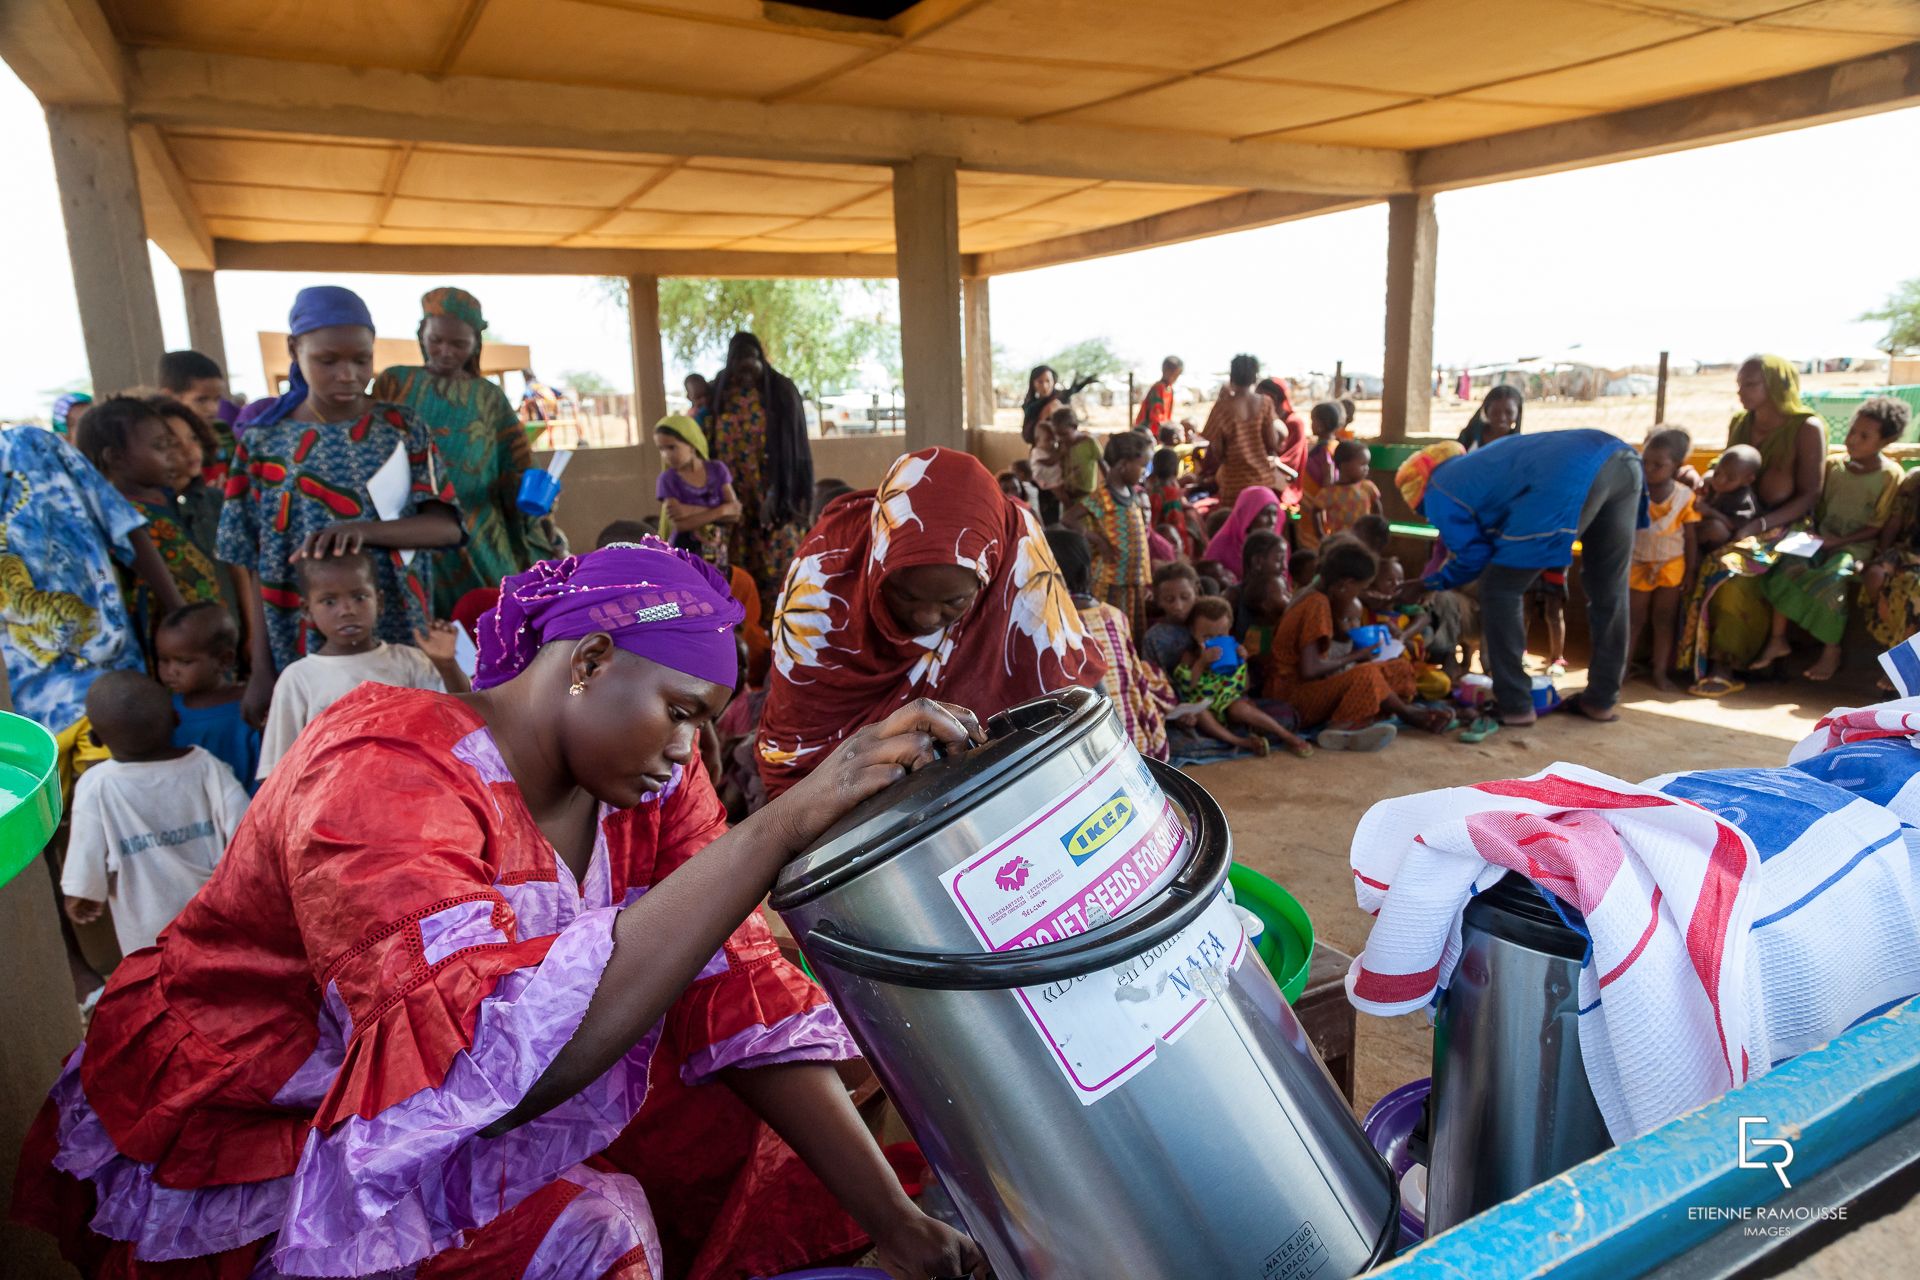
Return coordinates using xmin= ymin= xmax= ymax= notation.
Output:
xmin=1860 ymin=277 xmax=1920 ymax=354
xmin=605 ymin=278 xmax=898 ymax=396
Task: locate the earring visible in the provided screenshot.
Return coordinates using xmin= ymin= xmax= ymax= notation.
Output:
xmin=568 ymin=681 xmax=585 ymax=697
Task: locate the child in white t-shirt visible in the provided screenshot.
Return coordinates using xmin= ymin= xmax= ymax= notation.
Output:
xmin=258 ymin=550 xmax=469 ymax=778
xmin=63 ymin=671 xmax=250 ymax=955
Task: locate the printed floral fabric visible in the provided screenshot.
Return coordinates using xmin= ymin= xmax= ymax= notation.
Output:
xmin=216 ymin=404 xmax=458 ymax=671
xmin=0 ymin=426 xmax=146 ymax=731
xmin=757 ymin=447 xmax=1104 ymax=799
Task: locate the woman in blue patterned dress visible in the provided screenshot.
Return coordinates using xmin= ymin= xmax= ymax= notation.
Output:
xmin=217 ymin=286 xmax=462 ymax=723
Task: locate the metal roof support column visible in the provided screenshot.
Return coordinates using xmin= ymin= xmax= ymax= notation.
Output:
xmin=627 ymin=274 xmax=667 ymax=442
xmin=45 ymin=105 xmax=164 ymax=397
xmin=892 ymin=155 xmax=964 ymax=454
xmin=963 ymin=275 xmax=993 ymax=433
xmin=1381 ymin=193 xmax=1437 ymax=443
xmin=180 ymin=268 xmax=226 ymax=373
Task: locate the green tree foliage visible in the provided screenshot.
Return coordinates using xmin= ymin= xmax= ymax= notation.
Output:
xmin=638 ymin=278 xmax=898 ymax=396
xmin=1860 ymin=277 xmax=1920 ymax=354
xmin=1039 ymin=336 xmax=1128 ymax=382
xmin=558 ymin=368 xmax=616 ymax=398
xmin=997 ymin=336 xmax=1129 ymax=392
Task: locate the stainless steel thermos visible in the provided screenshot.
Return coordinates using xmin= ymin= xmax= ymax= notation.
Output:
xmin=771 ymin=689 xmax=1396 ymax=1280
xmin=1425 ymin=873 xmax=1613 ymax=1232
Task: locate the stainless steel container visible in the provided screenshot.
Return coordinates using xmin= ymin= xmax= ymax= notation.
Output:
xmin=1425 ymin=873 xmax=1613 ymax=1233
xmin=771 ymin=688 xmax=1396 ymax=1280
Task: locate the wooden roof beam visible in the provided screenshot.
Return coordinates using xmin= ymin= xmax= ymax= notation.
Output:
xmin=131 ymin=123 xmax=214 ymax=270
xmin=128 ymin=49 xmax=1411 ymax=197
xmin=211 ymin=240 xmax=901 ymax=280
xmin=0 ymin=0 xmax=125 ymax=106
xmin=973 ymin=189 xmax=1375 ymax=276
xmin=1415 ymin=42 xmax=1920 ymax=192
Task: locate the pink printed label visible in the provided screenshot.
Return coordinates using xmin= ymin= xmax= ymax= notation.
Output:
xmin=941 ymin=741 xmax=1243 ymax=1104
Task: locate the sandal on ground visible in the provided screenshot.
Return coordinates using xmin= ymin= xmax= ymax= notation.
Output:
xmin=1689 ymin=675 xmax=1745 ymax=698
xmin=1546 ymin=660 xmax=1568 ymax=677
xmin=1318 ymin=723 xmax=1398 ymax=752
xmin=1287 ymin=742 xmax=1316 ymax=759
xmin=1251 ymin=736 xmax=1272 ymax=758
xmin=1458 ymin=716 xmax=1500 ymax=745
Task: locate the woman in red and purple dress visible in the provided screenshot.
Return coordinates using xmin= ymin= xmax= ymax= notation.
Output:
xmin=14 ymin=540 xmax=985 ymax=1280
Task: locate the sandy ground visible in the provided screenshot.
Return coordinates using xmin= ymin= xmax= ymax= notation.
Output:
xmin=1193 ymin=650 xmax=1887 ymax=1123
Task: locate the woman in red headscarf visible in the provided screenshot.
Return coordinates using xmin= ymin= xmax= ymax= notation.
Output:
xmin=756 ymin=448 xmax=1107 ymax=801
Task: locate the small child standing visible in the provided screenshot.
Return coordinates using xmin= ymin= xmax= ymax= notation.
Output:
xmin=1146 ymin=447 xmax=1196 ymax=557
xmin=1175 ymin=597 xmax=1312 ymax=758
xmin=258 ymin=552 xmax=470 ymax=778
xmin=1068 ymin=431 xmax=1154 ymax=633
xmin=1301 ymin=440 xmax=1381 ymax=550
xmin=155 ymin=603 xmax=261 ymax=792
xmin=1300 ymin=402 xmax=1342 ymax=499
xmin=1628 ymin=428 xmax=1700 ymax=691
xmin=1759 ymin=400 xmax=1907 ymax=681
xmin=61 ymin=671 xmax=249 ymax=956
xmin=1695 ymin=444 xmax=1763 ymax=549
xmin=654 ymin=414 xmax=740 ymax=570
xmin=1142 ymin=562 xmax=1200 ymax=671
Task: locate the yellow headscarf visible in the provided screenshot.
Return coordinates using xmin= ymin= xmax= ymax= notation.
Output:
xmin=1729 ymin=353 xmax=1816 ymax=466
xmin=654 ymin=413 xmax=708 ymax=459
xmin=1395 ymin=442 xmax=1464 ymax=513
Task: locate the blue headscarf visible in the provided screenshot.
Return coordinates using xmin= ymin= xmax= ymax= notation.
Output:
xmin=241 ymin=286 xmax=376 ymax=430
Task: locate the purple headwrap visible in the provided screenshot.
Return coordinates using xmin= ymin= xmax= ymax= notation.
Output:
xmin=472 ymin=538 xmax=744 ymax=691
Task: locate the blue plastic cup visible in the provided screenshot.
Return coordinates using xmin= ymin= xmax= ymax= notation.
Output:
xmin=1350 ymin=623 xmax=1390 ymax=651
xmin=516 ymin=468 xmax=561 ymax=516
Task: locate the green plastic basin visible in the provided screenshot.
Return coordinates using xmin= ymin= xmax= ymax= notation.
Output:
xmin=0 ymin=711 xmax=61 ymax=888
xmin=1228 ymin=863 xmax=1316 ymax=1003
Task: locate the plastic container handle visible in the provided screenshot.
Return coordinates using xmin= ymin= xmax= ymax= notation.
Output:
xmin=798 ymin=759 xmax=1233 ymax=991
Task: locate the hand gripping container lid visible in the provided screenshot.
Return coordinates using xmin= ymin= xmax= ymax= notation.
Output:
xmin=771 ymin=688 xmax=1397 ymax=1280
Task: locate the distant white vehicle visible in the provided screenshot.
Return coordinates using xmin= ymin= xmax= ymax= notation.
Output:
xmin=816 ymin=387 xmax=905 ymax=432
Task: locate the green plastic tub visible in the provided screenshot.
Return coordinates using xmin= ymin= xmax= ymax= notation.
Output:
xmin=1228 ymin=863 xmax=1316 ymax=1003
xmin=0 ymin=711 xmax=61 ymax=888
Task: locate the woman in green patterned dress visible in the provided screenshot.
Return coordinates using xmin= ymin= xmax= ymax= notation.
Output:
xmin=371 ymin=287 xmax=552 ymax=613
xmin=708 ymin=331 xmax=813 ymax=613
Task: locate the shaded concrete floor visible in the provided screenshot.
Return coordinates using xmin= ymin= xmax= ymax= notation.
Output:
xmin=1202 ymin=658 xmax=1886 ymax=1121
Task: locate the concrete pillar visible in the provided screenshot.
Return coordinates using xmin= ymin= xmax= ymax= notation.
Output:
xmin=626 ymin=274 xmax=667 ymax=435
xmin=1380 ymin=193 xmax=1438 ymax=442
xmin=891 ymin=156 xmax=964 ymax=453
xmin=45 ymin=105 xmax=164 ymax=397
xmin=180 ymin=268 xmax=227 ymax=372
xmin=963 ymin=276 xmax=994 ymax=432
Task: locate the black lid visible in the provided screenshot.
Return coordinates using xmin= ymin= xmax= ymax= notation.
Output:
xmin=768 ymin=687 xmax=1111 ymax=911
xmin=1462 ymin=873 xmax=1589 ymax=961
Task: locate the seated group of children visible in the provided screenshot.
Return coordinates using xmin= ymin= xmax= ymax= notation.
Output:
xmin=1011 ymin=405 xmax=1468 ymax=761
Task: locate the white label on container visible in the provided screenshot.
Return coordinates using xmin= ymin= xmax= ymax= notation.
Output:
xmin=943 ymin=743 xmax=1245 ymax=1104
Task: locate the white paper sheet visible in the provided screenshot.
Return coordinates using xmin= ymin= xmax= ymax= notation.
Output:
xmin=365 ymin=442 xmax=414 ymax=565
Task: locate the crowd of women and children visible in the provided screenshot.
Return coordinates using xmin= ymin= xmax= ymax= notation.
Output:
xmin=5 ymin=271 xmax=1915 ymax=1279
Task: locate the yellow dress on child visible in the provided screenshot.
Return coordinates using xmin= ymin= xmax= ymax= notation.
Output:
xmin=1630 ymin=485 xmax=1701 ymax=592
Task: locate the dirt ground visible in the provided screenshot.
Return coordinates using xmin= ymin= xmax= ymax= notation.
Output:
xmin=1194 ymin=649 xmax=1887 ymax=1123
